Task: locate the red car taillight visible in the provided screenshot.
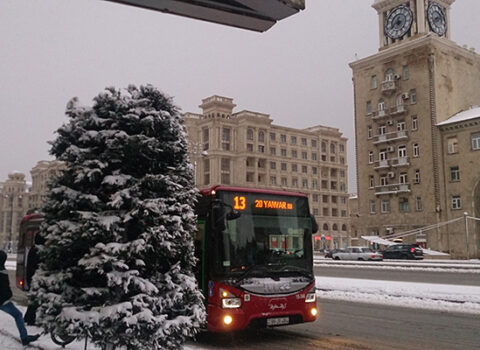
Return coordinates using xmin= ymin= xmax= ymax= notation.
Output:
xmin=410 ymin=247 xmax=415 ymax=253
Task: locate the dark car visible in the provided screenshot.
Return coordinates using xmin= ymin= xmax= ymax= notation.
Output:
xmin=382 ymin=244 xmax=424 ymax=260
xmin=324 ymin=248 xmax=344 ymax=259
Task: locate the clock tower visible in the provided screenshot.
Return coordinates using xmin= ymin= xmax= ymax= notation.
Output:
xmin=350 ymin=1 xmax=480 ymax=258
xmin=373 ymin=0 xmax=454 ymax=49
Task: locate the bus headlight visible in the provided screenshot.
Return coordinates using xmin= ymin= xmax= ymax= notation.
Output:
xmin=223 ymin=315 xmax=233 ymax=325
xmin=305 ymin=292 xmax=316 ymax=303
xmin=222 ymin=297 xmax=242 ymax=309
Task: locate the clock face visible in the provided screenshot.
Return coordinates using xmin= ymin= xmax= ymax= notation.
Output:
xmin=385 ymin=5 xmax=414 ymax=40
xmin=427 ymin=2 xmax=447 ymax=36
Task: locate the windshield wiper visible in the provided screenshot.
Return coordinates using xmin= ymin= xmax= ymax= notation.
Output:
xmin=234 ymin=265 xmax=274 ymax=284
xmin=276 ymin=265 xmax=313 ymax=279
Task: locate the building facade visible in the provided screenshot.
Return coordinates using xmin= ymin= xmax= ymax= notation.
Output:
xmin=351 ymin=0 xmax=480 ymax=258
xmin=0 ymin=172 xmax=28 ymax=250
xmin=28 ymin=160 xmax=65 ymax=211
xmin=184 ymin=95 xmax=349 ymax=249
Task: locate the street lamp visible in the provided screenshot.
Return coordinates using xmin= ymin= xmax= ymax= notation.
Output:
xmin=190 ymin=142 xmax=208 ymax=185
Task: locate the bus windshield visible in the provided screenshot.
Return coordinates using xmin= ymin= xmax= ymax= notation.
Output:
xmin=212 ymin=191 xmax=313 ymax=279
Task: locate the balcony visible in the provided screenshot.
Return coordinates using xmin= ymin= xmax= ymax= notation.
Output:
xmin=372 ymin=130 xmax=408 ymax=145
xmin=371 ymin=105 xmax=408 ymax=120
xmin=374 ymin=159 xmax=390 ymax=170
xmin=375 ymin=183 xmax=411 ymax=196
xmin=391 ymin=156 xmax=410 ymax=168
xmin=381 ymin=80 xmax=397 ymax=94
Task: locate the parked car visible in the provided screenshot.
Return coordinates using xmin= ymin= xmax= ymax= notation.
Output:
xmin=332 ymin=247 xmax=383 ymax=261
xmin=381 ymin=244 xmax=424 ymax=260
xmin=324 ymin=248 xmax=344 ymax=259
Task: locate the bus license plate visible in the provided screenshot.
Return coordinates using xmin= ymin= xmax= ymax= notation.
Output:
xmin=267 ymin=317 xmax=289 ymax=326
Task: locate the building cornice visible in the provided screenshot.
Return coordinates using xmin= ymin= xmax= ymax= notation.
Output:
xmin=349 ymin=34 xmax=479 ymax=70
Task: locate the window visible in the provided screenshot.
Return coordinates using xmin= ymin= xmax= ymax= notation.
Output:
xmin=448 ymin=137 xmax=458 ymax=154
xmin=312 ymin=166 xmax=317 ymax=175
xmin=312 ymin=179 xmax=318 ymax=189
xmin=370 ymin=200 xmax=376 ymax=214
xmin=281 ymin=163 xmax=287 ymax=171
xmin=311 ymin=139 xmax=317 ymax=148
xmin=381 ymin=199 xmax=390 ymax=213
xmin=340 ymin=183 xmax=346 ymax=191
xmin=472 ymin=133 xmax=480 ymax=150
xmin=313 ymin=194 xmax=319 ymax=202
xmin=331 ymin=168 xmax=337 ymax=177
xmin=258 ymin=145 xmax=265 ymax=153
xmin=366 ymin=101 xmax=373 ymax=115
xmin=414 ymin=169 xmax=420 ymax=184
xmin=331 ymin=181 xmax=337 ymax=190
xmin=221 ymin=158 xmax=230 ymax=184
xmin=321 ymin=141 xmax=327 ymax=153
xmin=246 ymin=172 xmax=254 ymax=182
xmin=332 ymin=210 xmax=338 ymax=218
xmin=379 ymin=150 xmax=387 ymax=161
xmin=302 ymin=151 xmax=308 ymax=160
xmin=312 ymin=153 xmax=317 ymax=161
xmin=247 ymin=144 xmax=253 ymax=152
xmin=302 ymin=165 xmax=308 ymax=173
xmin=380 ymin=175 xmax=388 ymax=186
xmin=399 ymin=172 xmax=407 ymax=184
xmin=270 ymin=176 xmax=277 ymax=185
xmin=270 ymin=147 xmax=276 ymax=156
xmin=222 ymin=127 xmax=231 ymax=150
xmin=291 ymin=136 xmax=297 ymax=145
xmin=398 ymin=145 xmax=407 ymax=158
xmin=302 ymin=179 xmax=308 ymax=188
xmin=451 ymin=195 xmax=462 ymax=210
xmin=399 ymin=197 xmax=409 ymax=212
xmin=342 ymin=223 xmax=347 ymax=230
xmin=367 ymin=126 xmax=373 ymax=139
xmin=450 ymin=166 xmax=460 ymax=181
xmin=202 ymin=127 xmax=209 ymax=150
xmin=385 ymin=68 xmax=394 ymax=81
xmin=378 ymin=125 xmax=386 ymax=135
xmin=410 ymin=89 xmax=417 ymax=104
xmin=341 ymin=196 xmax=347 ymax=205
xmin=281 ymin=148 xmax=287 ymax=157
xmin=402 ymin=65 xmax=409 ymax=80
xmin=291 ymin=163 xmax=298 ymax=172
xmin=339 ymin=144 xmax=345 ymax=152
xmin=292 ymin=178 xmax=298 ymax=187
xmin=280 ymin=134 xmax=287 ymax=143
xmin=258 ymin=131 xmax=265 ymax=142
xmin=340 ymin=156 xmax=345 ymax=164
xmin=270 ymin=161 xmax=276 ymax=170
xmin=247 ymin=128 xmax=254 ymax=140
xmin=323 ymin=223 xmax=329 ymax=230
xmin=301 ymin=138 xmax=307 ymax=146
xmin=415 ymin=197 xmax=423 ymax=211
xmin=291 ymin=149 xmax=297 ymax=158
xmin=397 ymin=121 xmax=406 ymax=131
xmin=371 ymin=75 xmax=377 ymax=89
xmin=322 ymin=195 xmax=329 ymax=203
xmin=413 ymin=143 xmax=419 ymax=157
xmin=412 ymin=116 xmax=418 ymax=131
xmin=330 ymin=143 xmax=336 ymax=154
xmin=281 ymin=177 xmax=287 ymax=186
xmin=203 ymin=159 xmax=210 ymax=184
xmin=369 ymin=175 xmax=374 ymax=188
xmin=378 ymin=99 xmax=386 ymax=113
xmin=340 ymin=170 xmax=345 ymax=178
xmin=332 ymin=223 xmax=338 ymax=230
xmin=270 ymin=132 xmax=276 ymax=141
xmin=313 ymin=208 xmax=319 ymax=216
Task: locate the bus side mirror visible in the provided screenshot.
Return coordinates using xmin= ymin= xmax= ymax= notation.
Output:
xmin=310 ymin=214 xmax=318 ymax=234
xmin=212 ymin=202 xmax=227 ymax=232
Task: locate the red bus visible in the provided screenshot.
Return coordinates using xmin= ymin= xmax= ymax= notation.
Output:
xmin=15 ymin=212 xmax=42 ymax=291
xmin=196 ymin=186 xmax=318 ymax=332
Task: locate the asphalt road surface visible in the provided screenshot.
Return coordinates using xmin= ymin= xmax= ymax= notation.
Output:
xmin=193 ymin=299 xmax=480 ymax=350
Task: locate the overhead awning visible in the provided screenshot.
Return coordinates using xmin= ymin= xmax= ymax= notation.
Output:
xmin=105 ymin=0 xmax=305 ymax=32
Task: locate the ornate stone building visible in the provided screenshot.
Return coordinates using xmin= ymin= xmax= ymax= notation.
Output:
xmin=184 ymin=95 xmax=350 ymax=249
xmin=28 ymin=160 xmax=65 ymax=211
xmin=350 ymin=0 xmax=480 ymax=258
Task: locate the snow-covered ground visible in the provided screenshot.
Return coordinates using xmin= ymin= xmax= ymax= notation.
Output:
xmin=3 ymin=257 xmax=480 ymax=348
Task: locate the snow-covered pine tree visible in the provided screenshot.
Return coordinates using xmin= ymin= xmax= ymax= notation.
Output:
xmin=31 ymin=85 xmax=206 ymax=349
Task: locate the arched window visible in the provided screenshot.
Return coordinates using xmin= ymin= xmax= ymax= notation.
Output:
xmin=385 ymin=68 xmax=395 ymax=81
xmin=247 ymin=129 xmax=254 ymax=141
xmin=342 ymin=224 xmax=347 ymax=231
xmin=332 ymin=224 xmax=338 ymax=231
xmin=258 ymin=131 xmax=265 ymax=142
xmin=323 ymin=223 xmax=329 ymax=231
xmin=378 ymin=98 xmax=385 ymax=111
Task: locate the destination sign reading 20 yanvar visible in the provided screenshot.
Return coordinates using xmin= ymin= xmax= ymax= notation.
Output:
xmin=233 ymin=196 xmax=293 ymax=211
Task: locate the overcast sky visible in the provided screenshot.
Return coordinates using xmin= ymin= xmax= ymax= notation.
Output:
xmin=1 ymin=0 xmax=479 ymax=192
